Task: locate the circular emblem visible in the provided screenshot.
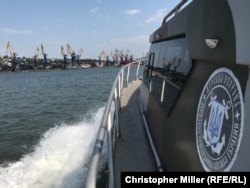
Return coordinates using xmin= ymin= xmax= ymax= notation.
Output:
xmin=196 ymin=68 xmax=244 ymax=171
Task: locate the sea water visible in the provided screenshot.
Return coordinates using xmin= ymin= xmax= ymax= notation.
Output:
xmin=0 ymin=67 xmax=124 ymax=188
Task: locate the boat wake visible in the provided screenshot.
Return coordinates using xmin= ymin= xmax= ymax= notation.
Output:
xmin=0 ymin=107 xmax=107 ymax=188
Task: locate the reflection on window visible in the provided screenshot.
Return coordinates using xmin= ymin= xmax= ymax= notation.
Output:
xmin=143 ymin=38 xmax=192 ymax=116
xmin=147 ymin=53 xmax=155 ymax=81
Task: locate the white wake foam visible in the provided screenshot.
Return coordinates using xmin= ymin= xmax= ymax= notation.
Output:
xmin=0 ymin=107 xmax=106 ymax=188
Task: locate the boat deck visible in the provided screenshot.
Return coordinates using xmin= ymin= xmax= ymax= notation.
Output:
xmin=113 ymin=79 xmax=158 ymax=187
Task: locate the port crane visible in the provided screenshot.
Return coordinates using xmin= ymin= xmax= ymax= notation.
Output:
xmin=77 ymin=48 xmax=84 ymax=66
xmin=125 ymin=49 xmax=133 ymax=63
xmin=6 ymin=41 xmax=19 ymax=71
xmin=66 ymin=43 xmax=79 ymax=67
xmin=61 ymin=45 xmax=68 ymax=69
xmin=41 ymin=44 xmax=48 ymax=69
xmin=33 ymin=46 xmax=40 ymax=68
xmin=99 ymin=50 xmax=106 ymax=60
xmin=78 ymin=48 xmax=84 ymax=59
xmin=119 ymin=50 xmax=125 ymax=65
xmin=111 ymin=49 xmax=121 ymax=65
xmin=99 ymin=50 xmax=110 ymax=66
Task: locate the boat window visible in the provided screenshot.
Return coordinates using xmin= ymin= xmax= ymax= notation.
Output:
xmin=147 ymin=53 xmax=155 ymax=81
xmin=143 ymin=38 xmax=192 ymax=116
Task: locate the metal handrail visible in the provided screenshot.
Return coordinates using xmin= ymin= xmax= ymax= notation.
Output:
xmin=84 ymin=60 xmax=143 ymax=188
xmin=162 ymin=0 xmax=189 ymax=25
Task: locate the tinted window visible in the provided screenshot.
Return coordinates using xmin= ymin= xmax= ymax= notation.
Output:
xmin=143 ymin=38 xmax=192 ymax=115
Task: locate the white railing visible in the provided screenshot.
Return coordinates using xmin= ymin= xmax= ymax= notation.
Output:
xmin=84 ymin=60 xmax=144 ymax=188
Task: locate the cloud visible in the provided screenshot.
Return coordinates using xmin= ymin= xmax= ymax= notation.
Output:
xmin=2 ymin=28 xmax=33 ymax=34
xmin=126 ymin=9 xmax=141 ymax=15
xmin=90 ymin=7 xmax=100 ymax=13
xmin=145 ymin=8 xmax=167 ymax=23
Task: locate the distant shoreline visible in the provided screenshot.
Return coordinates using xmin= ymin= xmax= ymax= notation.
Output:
xmin=0 ymin=65 xmax=122 ymax=74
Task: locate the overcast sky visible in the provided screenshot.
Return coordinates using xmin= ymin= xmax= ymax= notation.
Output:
xmin=0 ymin=0 xmax=186 ymax=60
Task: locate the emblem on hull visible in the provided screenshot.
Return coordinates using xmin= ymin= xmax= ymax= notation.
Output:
xmin=196 ymin=68 xmax=244 ymax=171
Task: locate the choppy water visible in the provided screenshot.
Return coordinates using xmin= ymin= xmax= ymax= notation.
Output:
xmin=0 ymin=67 xmax=125 ymax=188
